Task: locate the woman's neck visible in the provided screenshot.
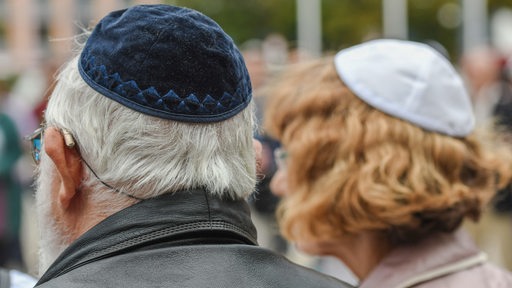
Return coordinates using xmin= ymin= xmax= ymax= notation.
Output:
xmin=330 ymin=232 xmax=393 ymax=281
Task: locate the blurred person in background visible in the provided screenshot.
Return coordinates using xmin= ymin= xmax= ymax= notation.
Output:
xmin=460 ymin=47 xmax=504 ymax=127
xmin=0 ymin=80 xmax=37 ymax=287
xmin=460 ymin=47 xmax=512 ymax=271
xmin=0 ymin=79 xmax=24 ymax=270
xmin=3 ymin=67 xmax=50 ymax=277
xmin=265 ymin=39 xmax=512 ymax=287
xmin=242 ymin=36 xmax=288 ymax=254
xmin=30 ymin=4 xmax=352 ymax=288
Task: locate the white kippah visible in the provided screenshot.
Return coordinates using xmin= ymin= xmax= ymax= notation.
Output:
xmin=334 ymin=39 xmax=475 ymax=137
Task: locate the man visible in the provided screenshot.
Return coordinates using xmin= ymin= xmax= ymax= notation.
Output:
xmin=29 ymin=5 xmax=351 ymax=287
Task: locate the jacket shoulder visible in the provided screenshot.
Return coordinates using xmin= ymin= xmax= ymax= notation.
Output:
xmin=36 ymin=245 xmax=354 ymax=288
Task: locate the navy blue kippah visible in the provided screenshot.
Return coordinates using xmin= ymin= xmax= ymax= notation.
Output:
xmin=78 ymin=5 xmax=252 ymax=123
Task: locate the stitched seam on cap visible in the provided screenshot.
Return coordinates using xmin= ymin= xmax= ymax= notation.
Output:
xmin=134 ymin=17 xmax=165 ymax=76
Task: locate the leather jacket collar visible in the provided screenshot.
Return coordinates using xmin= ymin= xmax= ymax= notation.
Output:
xmin=38 ymin=189 xmax=258 ymax=285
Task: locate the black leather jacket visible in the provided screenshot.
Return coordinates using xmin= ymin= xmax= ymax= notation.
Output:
xmin=35 ymin=189 xmax=353 ymax=287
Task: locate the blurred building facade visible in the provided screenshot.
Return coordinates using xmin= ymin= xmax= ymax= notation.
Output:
xmin=0 ymin=0 xmax=163 ymax=76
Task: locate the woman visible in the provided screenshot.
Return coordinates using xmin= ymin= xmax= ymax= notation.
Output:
xmin=265 ymin=39 xmax=512 ymax=287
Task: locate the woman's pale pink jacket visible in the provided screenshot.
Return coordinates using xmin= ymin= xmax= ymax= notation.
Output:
xmin=360 ymin=230 xmax=512 ymax=288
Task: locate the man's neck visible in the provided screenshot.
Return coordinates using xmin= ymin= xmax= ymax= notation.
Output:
xmin=59 ymin=188 xmax=135 ymax=244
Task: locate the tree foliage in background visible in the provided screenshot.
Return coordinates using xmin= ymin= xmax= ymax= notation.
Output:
xmin=171 ymin=0 xmax=296 ymax=47
xmin=408 ymin=0 xmax=460 ymax=60
xmin=0 ymin=22 xmax=4 ymax=39
xmin=170 ymin=0 xmax=511 ymax=61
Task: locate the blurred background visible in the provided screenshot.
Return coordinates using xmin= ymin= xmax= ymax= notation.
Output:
xmin=2 ymin=0 xmax=512 ymax=72
xmin=1 ymin=0 xmax=512 ymax=283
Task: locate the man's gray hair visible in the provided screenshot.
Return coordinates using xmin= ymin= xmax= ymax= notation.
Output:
xmin=45 ymin=55 xmax=257 ymax=206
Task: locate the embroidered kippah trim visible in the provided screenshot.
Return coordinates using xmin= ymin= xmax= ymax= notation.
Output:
xmin=79 ymin=50 xmax=250 ymax=119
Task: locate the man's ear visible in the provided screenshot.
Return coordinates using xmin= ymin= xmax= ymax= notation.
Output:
xmin=44 ymin=127 xmax=83 ymax=210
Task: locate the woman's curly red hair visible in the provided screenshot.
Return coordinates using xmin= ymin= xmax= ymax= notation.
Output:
xmin=264 ymin=57 xmax=511 ymax=245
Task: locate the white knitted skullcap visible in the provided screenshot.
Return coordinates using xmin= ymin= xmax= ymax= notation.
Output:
xmin=334 ymin=39 xmax=474 ymax=137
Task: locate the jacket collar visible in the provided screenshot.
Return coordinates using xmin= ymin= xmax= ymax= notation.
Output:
xmin=360 ymin=229 xmax=486 ymax=288
xmin=38 ymin=189 xmax=257 ymax=285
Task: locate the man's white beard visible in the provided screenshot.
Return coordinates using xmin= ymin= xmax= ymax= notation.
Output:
xmin=36 ymin=152 xmax=71 ymax=277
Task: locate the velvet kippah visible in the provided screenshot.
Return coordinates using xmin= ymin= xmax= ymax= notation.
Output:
xmin=78 ymin=5 xmax=252 ymax=123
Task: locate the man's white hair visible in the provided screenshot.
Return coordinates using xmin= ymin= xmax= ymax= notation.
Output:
xmin=45 ymin=55 xmax=257 ymax=207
